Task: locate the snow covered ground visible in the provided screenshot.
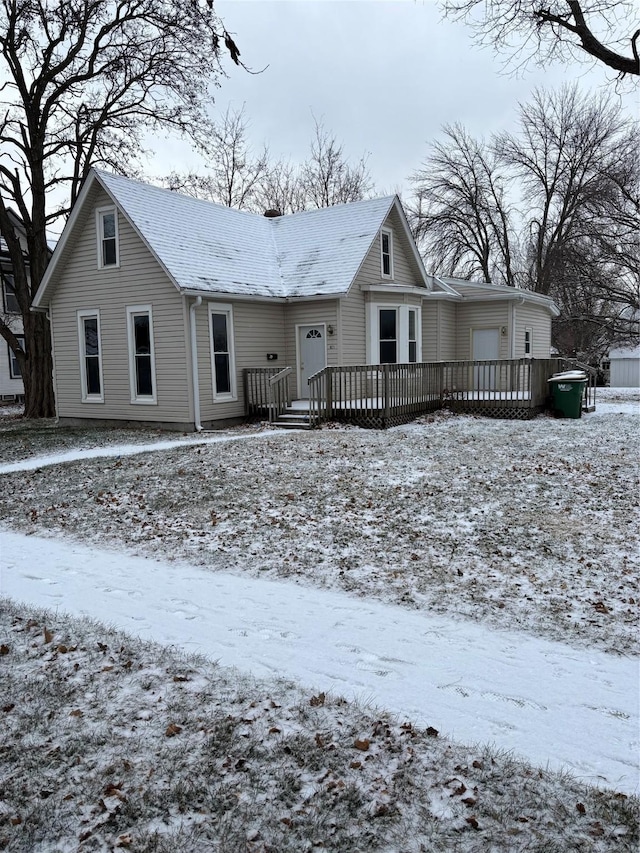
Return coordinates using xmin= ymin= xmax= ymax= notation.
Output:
xmin=2 ymin=529 xmax=638 ymax=797
xmin=0 ymin=388 xmax=638 ymax=849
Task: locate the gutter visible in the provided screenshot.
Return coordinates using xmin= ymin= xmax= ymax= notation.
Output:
xmin=189 ymin=296 xmax=203 ymax=432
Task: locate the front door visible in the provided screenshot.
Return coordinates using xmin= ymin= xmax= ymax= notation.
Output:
xmin=298 ymin=325 xmax=326 ymax=397
xmin=472 ymin=328 xmax=500 ymax=391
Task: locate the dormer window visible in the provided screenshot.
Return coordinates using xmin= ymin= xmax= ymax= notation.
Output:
xmin=381 ymin=228 xmax=393 ymax=279
xmin=97 ymin=207 xmax=119 ymax=268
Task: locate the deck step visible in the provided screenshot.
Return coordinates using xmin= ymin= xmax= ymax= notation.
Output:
xmin=272 ymin=408 xmax=313 ymax=430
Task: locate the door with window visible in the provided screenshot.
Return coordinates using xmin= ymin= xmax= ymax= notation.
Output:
xmin=472 ymin=328 xmax=500 ymax=391
xmin=298 ymin=325 xmax=326 ymax=397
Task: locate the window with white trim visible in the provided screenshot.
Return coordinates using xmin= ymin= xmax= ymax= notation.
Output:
xmin=524 ymin=327 xmax=533 ymax=357
xmin=381 ymin=228 xmax=393 ymax=278
xmin=379 ymin=308 xmax=397 ymax=363
xmin=367 ymin=304 xmax=422 ymax=365
xmin=209 ymin=305 xmax=237 ymax=400
xmin=97 ymin=207 xmax=119 ymax=268
xmin=8 ymin=335 xmax=24 ymax=379
xmin=2 ymin=272 xmax=20 ymax=313
xmin=77 ymin=310 xmax=103 ymax=401
xmin=408 ymin=309 xmax=418 ymax=363
xmin=127 ymin=306 xmax=157 ymax=403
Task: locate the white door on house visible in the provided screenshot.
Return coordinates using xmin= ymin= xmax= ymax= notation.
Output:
xmin=472 ymin=328 xmax=500 ymax=391
xmin=299 ymin=325 xmax=326 ymax=397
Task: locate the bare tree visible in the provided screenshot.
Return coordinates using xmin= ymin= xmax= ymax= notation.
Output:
xmin=166 ymin=105 xmax=269 ymax=210
xmin=408 ymin=124 xmax=518 ymax=287
xmin=254 ymin=159 xmax=307 ymax=215
xmin=408 ymin=86 xmax=639 ymax=360
xmin=168 ymin=114 xmax=374 ymax=215
xmin=441 ymin=0 xmax=639 ymax=78
xmin=300 ymin=118 xmax=373 ymax=209
xmin=0 ymin=0 xmax=241 ymax=417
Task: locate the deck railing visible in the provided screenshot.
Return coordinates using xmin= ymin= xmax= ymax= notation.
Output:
xmin=268 ymin=367 xmax=293 ymax=424
xmin=307 ymin=358 xmax=566 ymax=427
xmin=246 ymin=358 xmax=593 ymax=428
xmin=243 ymin=367 xmax=282 ymax=417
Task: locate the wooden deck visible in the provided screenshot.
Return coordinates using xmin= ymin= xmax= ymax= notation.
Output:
xmin=244 ymin=359 xmax=596 ymax=428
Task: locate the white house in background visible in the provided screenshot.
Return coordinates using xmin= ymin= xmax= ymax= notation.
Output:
xmin=32 ymin=169 xmax=559 ymax=430
xmin=608 ymin=345 xmax=640 ymax=388
xmin=0 ymin=210 xmax=26 ymax=402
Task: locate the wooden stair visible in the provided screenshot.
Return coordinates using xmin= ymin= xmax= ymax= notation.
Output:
xmin=272 ymin=407 xmax=313 ymax=430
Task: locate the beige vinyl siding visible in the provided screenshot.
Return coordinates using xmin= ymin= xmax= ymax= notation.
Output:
xmin=422 ymin=303 xmax=439 ymax=362
xmin=340 ymin=287 xmax=366 ymax=365
xmin=513 ymin=302 xmax=552 ymax=357
xmin=284 ymin=300 xmax=338 ymax=397
xmin=438 ymin=301 xmax=457 ymax=360
xmin=355 ymin=209 xmax=424 ymax=290
xmin=49 ymin=188 xmax=191 ymax=423
xmin=197 ymin=300 xmax=286 ymax=423
xmin=456 ymin=301 xmax=510 ymax=360
xmin=344 ymin=210 xmax=427 ymax=367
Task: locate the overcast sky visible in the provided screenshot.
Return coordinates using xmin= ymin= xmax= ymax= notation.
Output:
xmin=155 ymin=0 xmax=638 ymax=199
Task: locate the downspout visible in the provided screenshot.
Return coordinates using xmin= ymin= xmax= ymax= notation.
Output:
xmin=189 ymin=296 xmax=203 ymax=432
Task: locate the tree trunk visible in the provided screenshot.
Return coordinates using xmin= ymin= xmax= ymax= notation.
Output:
xmin=21 ymin=310 xmax=55 ymax=419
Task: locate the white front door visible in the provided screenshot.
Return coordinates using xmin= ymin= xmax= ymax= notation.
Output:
xmin=472 ymin=328 xmax=500 ymax=390
xmin=298 ymin=325 xmax=326 ymax=397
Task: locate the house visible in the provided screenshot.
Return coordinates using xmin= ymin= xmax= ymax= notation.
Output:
xmin=32 ymin=169 xmax=559 ymax=430
xmin=0 ymin=210 xmax=27 ymax=402
xmin=608 ymin=345 xmax=640 ymax=388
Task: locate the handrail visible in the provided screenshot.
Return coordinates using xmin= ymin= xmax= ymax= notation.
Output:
xmin=308 ymin=367 xmax=329 ymax=427
xmin=559 ymin=358 xmax=597 ymax=411
xmin=268 ymin=366 xmax=293 ymax=386
xmin=268 ymin=367 xmax=292 ymax=424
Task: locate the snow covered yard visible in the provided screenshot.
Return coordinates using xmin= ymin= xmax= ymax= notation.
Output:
xmin=0 ymin=388 xmax=638 ymax=850
xmin=1 ymin=599 xmax=638 ymax=852
xmin=1 ymin=391 xmax=638 ymax=655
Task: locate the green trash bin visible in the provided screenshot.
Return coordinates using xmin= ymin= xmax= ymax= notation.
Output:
xmin=548 ymin=371 xmax=587 ymax=419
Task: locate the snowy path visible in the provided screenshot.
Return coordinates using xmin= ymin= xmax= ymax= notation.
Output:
xmin=1 ymin=530 xmax=637 ymax=795
xmin=0 ymin=428 xmax=291 ymax=475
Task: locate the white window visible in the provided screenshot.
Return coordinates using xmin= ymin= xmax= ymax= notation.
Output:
xmin=2 ymin=272 xmax=20 ymax=313
xmin=524 ymin=327 xmax=533 ymax=357
xmin=209 ymin=304 xmax=237 ymax=401
xmin=97 ymin=207 xmax=119 ymax=268
xmin=408 ymin=308 xmax=418 ymax=363
xmin=379 ymin=308 xmax=397 ymax=363
xmin=381 ymin=228 xmax=393 ymax=279
xmin=127 ymin=306 xmax=157 ymax=404
xmin=77 ymin=310 xmax=103 ymax=402
xmin=367 ymin=303 xmax=422 ymax=365
xmin=8 ymin=335 xmax=24 ymax=379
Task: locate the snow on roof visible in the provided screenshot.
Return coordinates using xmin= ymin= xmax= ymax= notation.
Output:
xmin=95 ymin=170 xmax=397 ymax=299
xmin=433 ymin=276 xmax=560 ymax=316
xmin=609 ymin=345 xmax=640 ymax=359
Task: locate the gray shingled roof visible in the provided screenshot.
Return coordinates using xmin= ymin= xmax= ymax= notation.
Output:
xmin=95 ymin=170 xmax=397 ymax=299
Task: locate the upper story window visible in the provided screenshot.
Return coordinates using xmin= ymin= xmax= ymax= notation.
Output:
xmin=97 ymin=207 xmax=119 ymax=268
xmin=127 ymin=305 xmax=157 ymax=404
xmin=8 ymin=335 xmax=25 ymax=379
xmin=2 ymin=272 xmax=20 ymax=314
xmin=77 ymin=310 xmax=104 ymax=402
xmin=209 ymin=304 xmax=237 ymax=401
xmin=381 ymin=228 xmax=393 ymax=279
